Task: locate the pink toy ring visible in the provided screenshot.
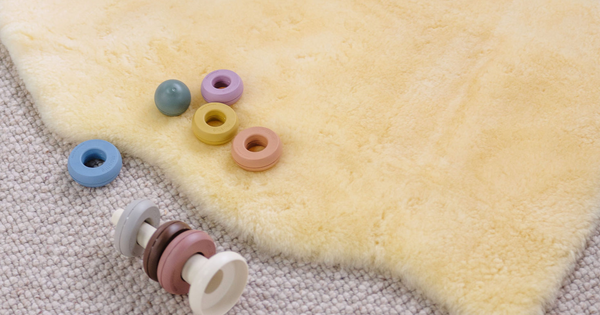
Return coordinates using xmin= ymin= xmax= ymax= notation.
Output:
xmin=231 ymin=127 xmax=282 ymax=172
xmin=157 ymin=230 xmax=216 ymax=295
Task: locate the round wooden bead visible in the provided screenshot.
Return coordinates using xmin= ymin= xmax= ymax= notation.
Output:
xmin=192 ymin=103 xmax=239 ymax=145
xmin=201 ymin=70 xmax=243 ymax=105
xmin=143 ymin=221 xmax=191 ymax=282
xmin=157 ymin=230 xmax=216 ymax=295
xmin=231 ymin=127 xmax=282 ymax=171
xmin=114 ymin=199 xmax=160 ymax=257
xmin=155 ymin=80 xmax=191 ymax=116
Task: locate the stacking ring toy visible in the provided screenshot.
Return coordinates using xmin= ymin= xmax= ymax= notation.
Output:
xmin=110 ymin=200 xmax=249 ymax=315
xmin=231 ymin=127 xmax=282 ymax=171
xmin=192 ymin=103 xmax=239 ymax=145
xmin=114 ymin=199 xmax=160 ymax=257
xmin=67 ymin=139 xmax=122 ymax=187
xmin=201 ymin=70 xmax=244 ymax=105
xmin=157 ymin=230 xmax=216 ymax=295
xmin=143 ymin=220 xmax=191 ymax=281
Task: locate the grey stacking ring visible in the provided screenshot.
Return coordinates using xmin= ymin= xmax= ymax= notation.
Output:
xmin=114 ymin=199 xmax=160 ymax=257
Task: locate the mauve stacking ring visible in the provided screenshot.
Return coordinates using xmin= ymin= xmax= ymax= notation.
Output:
xmin=200 ymin=69 xmax=244 ymax=105
xmin=157 ymin=230 xmax=216 ymax=295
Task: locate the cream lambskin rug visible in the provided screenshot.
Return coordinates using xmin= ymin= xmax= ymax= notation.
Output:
xmin=2 ymin=0 xmax=600 ymax=314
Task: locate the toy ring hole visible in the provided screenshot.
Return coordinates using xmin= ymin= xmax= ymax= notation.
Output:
xmin=245 ymin=135 xmax=268 ymax=152
xmin=82 ymin=149 xmax=107 ymax=168
xmin=205 ymin=110 xmax=226 ymax=127
xmin=212 ymin=76 xmax=231 ymax=89
xmin=204 ymin=269 xmax=224 ymax=294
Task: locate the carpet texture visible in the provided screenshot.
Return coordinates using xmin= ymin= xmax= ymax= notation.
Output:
xmin=2 ymin=1 xmax=600 ymax=314
xmin=0 ymin=34 xmax=599 ymax=315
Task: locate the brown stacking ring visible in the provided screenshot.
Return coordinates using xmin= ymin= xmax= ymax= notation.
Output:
xmin=142 ymin=221 xmax=191 ymax=282
xmin=157 ymin=230 xmax=216 ymax=295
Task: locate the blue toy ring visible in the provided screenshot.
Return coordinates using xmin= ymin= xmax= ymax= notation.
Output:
xmin=68 ymin=139 xmax=122 ymax=187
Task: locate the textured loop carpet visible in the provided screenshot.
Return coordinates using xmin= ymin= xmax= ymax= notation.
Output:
xmin=2 ymin=1 xmax=600 ymax=314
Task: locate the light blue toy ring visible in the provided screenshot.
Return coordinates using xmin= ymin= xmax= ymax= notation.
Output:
xmin=68 ymin=139 xmax=122 ymax=187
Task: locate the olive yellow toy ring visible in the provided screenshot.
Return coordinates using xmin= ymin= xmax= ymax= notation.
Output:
xmin=192 ymin=103 xmax=239 ymax=145
xmin=231 ymin=127 xmax=282 ymax=171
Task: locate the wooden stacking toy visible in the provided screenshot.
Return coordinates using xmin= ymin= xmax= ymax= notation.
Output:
xmin=111 ymin=199 xmax=248 ymax=315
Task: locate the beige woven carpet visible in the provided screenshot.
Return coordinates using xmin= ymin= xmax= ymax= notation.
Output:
xmin=2 ymin=1 xmax=600 ymax=314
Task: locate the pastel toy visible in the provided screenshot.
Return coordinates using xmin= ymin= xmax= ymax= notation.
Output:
xmin=143 ymin=221 xmax=191 ymax=281
xmin=67 ymin=139 xmax=123 ymax=187
xmin=155 ymin=79 xmax=192 ymax=116
xmin=200 ymin=70 xmax=244 ymax=105
xmin=192 ymin=103 xmax=239 ymax=145
xmin=231 ymin=127 xmax=282 ymax=171
xmin=157 ymin=230 xmax=216 ymax=295
xmin=110 ymin=199 xmax=249 ymax=315
xmin=114 ymin=199 xmax=161 ymax=257
xmin=186 ymin=251 xmax=248 ymax=315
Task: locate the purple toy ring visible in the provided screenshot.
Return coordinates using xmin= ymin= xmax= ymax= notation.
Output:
xmin=200 ymin=69 xmax=244 ymax=105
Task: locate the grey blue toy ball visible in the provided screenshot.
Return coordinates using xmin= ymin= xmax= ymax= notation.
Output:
xmin=154 ymin=80 xmax=192 ymax=116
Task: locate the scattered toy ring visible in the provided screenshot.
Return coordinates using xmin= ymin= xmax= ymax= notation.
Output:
xmin=143 ymin=221 xmax=191 ymax=282
xmin=231 ymin=127 xmax=282 ymax=172
xmin=67 ymin=139 xmax=122 ymax=187
xmin=157 ymin=230 xmax=217 ymax=295
xmin=201 ymin=70 xmax=244 ymax=105
xmin=114 ymin=199 xmax=161 ymax=257
xmin=192 ymin=103 xmax=239 ymax=145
